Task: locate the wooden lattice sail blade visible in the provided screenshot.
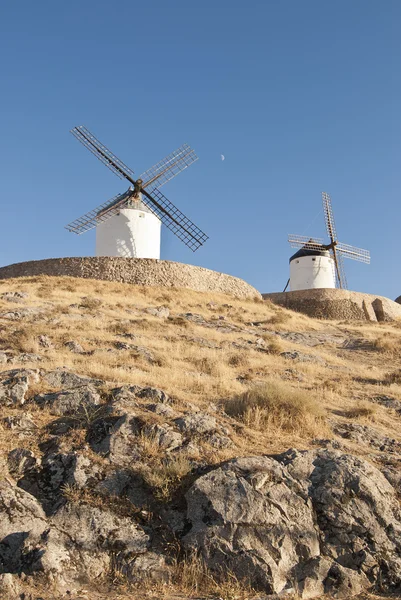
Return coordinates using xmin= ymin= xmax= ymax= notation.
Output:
xmin=71 ymin=126 xmax=136 ymax=183
xmin=322 ymin=191 xmax=338 ymax=244
xmin=141 ymin=188 xmax=208 ymax=252
xmin=140 ymin=144 xmax=198 ymax=193
xmin=332 ymin=249 xmax=348 ymax=289
xmin=65 ymin=190 xmax=134 ymax=234
xmin=288 ymin=234 xmax=325 ymax=250
xmin=336 ymin=242 xmax=370 ymax=264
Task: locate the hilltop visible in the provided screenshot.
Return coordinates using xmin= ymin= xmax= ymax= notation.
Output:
xmin=0 ymin=275 xmax=401 ymax=600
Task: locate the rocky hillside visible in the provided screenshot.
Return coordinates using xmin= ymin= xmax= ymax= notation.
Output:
xmin=0 ymin=276 xmax=400 ymax=600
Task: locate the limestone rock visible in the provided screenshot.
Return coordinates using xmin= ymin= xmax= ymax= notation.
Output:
xmin=144 ymin=423 xmax=183 ymax=452
xmin=43 ymin=369 xmax=102 ymax=389
xmin=3 ymin=413 xmax=37 ymax=431
xmin=137 ymin=386 xmax=169 ymax=403
xmin=18 ymin=451 xmax=97 ymax=516
xmin=64 ymin=340 xmax=85 ymax=354
xmin=38 ymin=334 xmax=53 ymax=348
xmin=184 ymin=449 xmax=401 ymax=597
xmin=0 ymin=481 xmax=48 ymax=573
xmin=8 ymin=352 xmax=42 ymax=364
xmin=0 ymin=573 xmax=21 ymax=597
xmin=145 ymin=306 xmax=170 ymax=318
xmin=280 ymin=351 xmax=325 ymax=364
xmin=35 ymin=384 xmax=101 ymax=416
xmin=7 ymin=448 xmax=38 ymax=477
xmin=0 ymin=375 xmax=29 ymax=406
xmin=175 ymin=412 xmax=217 ymax=435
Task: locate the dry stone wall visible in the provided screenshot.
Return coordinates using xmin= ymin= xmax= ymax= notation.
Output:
xmin=0 ymin=257 xmax=261 ymax=300
xmin=263 ymin=288 xmax=401 ymax=322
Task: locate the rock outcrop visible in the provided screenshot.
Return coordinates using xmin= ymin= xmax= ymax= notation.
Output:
xmin=184 ymin=449 xmax=401 ymax=598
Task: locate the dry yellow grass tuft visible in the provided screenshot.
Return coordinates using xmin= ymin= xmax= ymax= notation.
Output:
xmin=372 ymin=335 xmax=401 ymax=357
xmin=223 ymin=380 xmax=325 ymax=436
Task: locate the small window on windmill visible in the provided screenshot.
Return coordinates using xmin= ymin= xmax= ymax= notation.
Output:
xmin=139 ymin=213 xmax=145 ymax=218
xmin=312 ymin=258 xmax=316 ymax=262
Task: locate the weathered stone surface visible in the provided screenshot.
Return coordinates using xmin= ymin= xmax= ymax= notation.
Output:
xmin=184 ymin=449 xmax=401 ymax=597
xmin=175 ymin=413 xmax=217 ymax=435
xmin=332 ymin=422 xmax=401 ymax=454
xmin=18 ymin=451 xmax=98 ymax=516
xmin=145 ymin=306 xmax=170 ymax=319
xmin=52 ymin=503 xmax=149 ymax=554
xmin=7 ymin=448 xmax=38 ymax=477
xmin=43 ymin=369 xmax=102 ymax=389
xmin=0 ymin=573 xmax=21 ymax=596
xmin=35 ymin=384 xmax=101 ymax=416
xmin=0 ymin=307 xmax=43 ymax=320
xmin=146 ymin=402 xmax=177 ymax=418
xmin=1 ymin=291 xmax=28 ymax=301
xmin=64 ymin=340 xmax=85 ymax=353
xmin=8 ymin=352 xmax=42 ymax=364
xmin=0 ymin=481 xmax=48 ymax=573
xmin=38 ymin=334 xmax=53 ymax=348
xmin=3 ymin=413 xmax=37 ymax=431
xmin=280 ymin=351 xmax=325 ymax=364
xmin=144 ymin=423 xmax=183 ymax=452
xmin=137 ymin=386 xmax=169 ymax=403
xmin=117 ymin=551 xmax=169 ymax=582
xmin=0 ymin=375 xmax=29 ymax=406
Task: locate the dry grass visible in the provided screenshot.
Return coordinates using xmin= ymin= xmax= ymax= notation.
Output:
xmin=0 ymin=274 xmax=401 ymax=465
xmin=343 ymin=401 xmax=377 ymax=420
xmin=224 ymin=380 xmax=325 ymax=436
xmin=1 ymin=275 xmax=401 ymax=600
xmin=138 ymin=454 xmax=192 ymax=501
xmin=384 ymin=369 xmax=401 ymax=385
xmin=372 ymin=335 xmax=401 ymax=357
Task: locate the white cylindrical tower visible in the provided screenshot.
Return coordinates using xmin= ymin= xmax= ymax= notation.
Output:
xmin=96 ymin=199 xmax=161 ymax=259
xmin=289 ymin=247 xmax=335 ymax=291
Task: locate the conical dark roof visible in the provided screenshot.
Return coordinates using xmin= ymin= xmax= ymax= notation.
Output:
xmin=289 ymin=243 xmax=330 ymax=263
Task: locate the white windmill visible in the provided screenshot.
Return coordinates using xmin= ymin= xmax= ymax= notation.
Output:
xmin=286 ymin=192 xmax=370 ymax=291
xmin=66 ymin=126 xmax=208 ymax=257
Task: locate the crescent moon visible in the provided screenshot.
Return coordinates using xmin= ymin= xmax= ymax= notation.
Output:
xmin=221 ymin=154 xmax=225 ymax=161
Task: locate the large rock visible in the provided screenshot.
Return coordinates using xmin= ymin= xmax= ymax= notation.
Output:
xmin=184 ymin=449 xmax=401 ymax=597
xmin=35 ymin=384 xmax=101 ymax=416
xmin=0 ymin=369 xmax=39 ymax=406
xmin=88 ymin=413 xmax=182 ymax=464
xmin=43 ymin=369 xmax=102 ymax=389
xmin=0 ymin=480 xmax=158 ymax=585
xmin=0 ymin=481 xmax=48 ymax=573
xmin=17 ymin=450 xmax=98 ymax=516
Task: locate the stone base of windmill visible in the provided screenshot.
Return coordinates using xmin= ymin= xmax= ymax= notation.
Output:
xmin=263 ymin=288 xmax=401 ymax=322
xmin=0 ymin=257 xmax=260 ymax=300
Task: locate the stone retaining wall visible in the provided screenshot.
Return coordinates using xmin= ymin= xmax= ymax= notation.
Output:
xmin=263 ymin=288 xmax=401 ymax=322
xmin=0 ymin=257 xmax=261 ymax=300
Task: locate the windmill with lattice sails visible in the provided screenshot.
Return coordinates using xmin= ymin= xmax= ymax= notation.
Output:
xmin=65 ymin=126 xmax=208 ymax=258
xmin=286 ymin=192 xmax=370 ymax=291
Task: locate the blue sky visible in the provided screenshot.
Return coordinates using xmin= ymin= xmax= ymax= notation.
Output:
xmin=0 ymin=1 xmax=399 ymax=298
